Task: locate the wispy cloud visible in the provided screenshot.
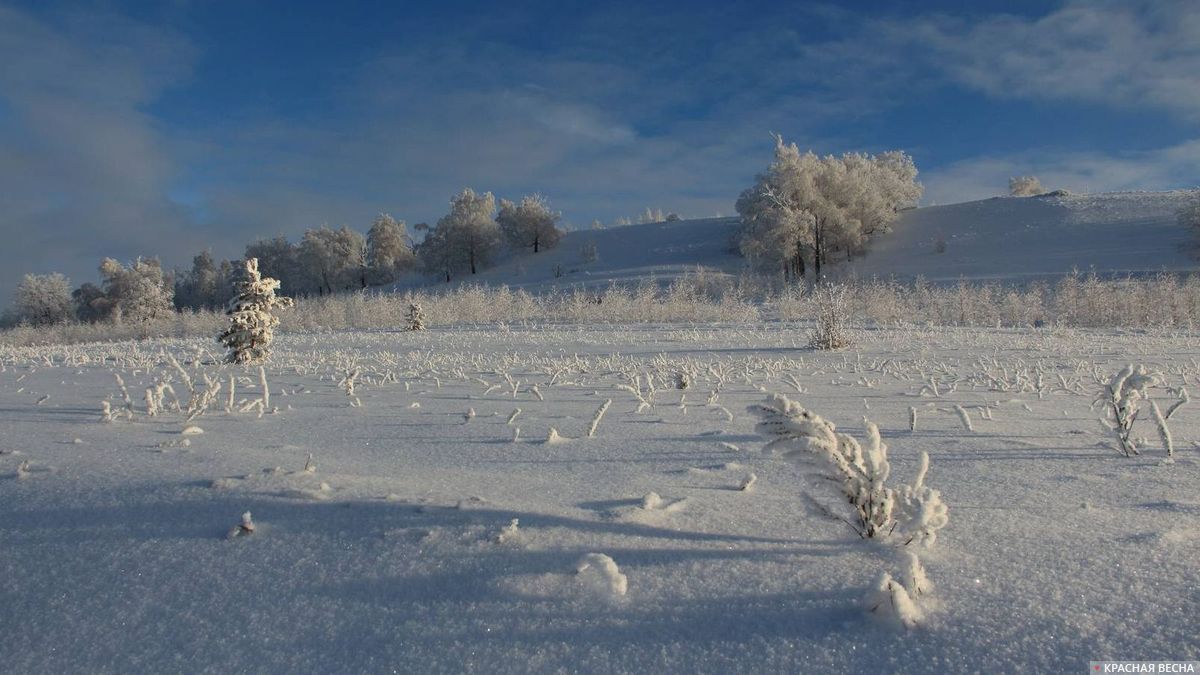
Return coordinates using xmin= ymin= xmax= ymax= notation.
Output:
xmin=883 ymin=0 xmax=1200 ymax=118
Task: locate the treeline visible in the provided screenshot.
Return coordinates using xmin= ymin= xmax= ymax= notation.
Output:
xmin=6 ymin=189 xmax=573 ymax=327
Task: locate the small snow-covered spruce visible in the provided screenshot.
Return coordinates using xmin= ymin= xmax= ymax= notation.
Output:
xmin=15 ymin=460 xmax=32 ymax=480
xmin=406 ymin=302 xmax=426 ymax=331
xmin=587 ymin=399 xmax=612 ymax=437
xmin=218 ymin=258 xmax=293 ymax=365
xmin=809 ymin=284 xmax=852 ymax=350
xmin=575 ymin=553 xmax=627 ymax=597
xmin=1095 ymin=364 xmax=1163 ymax=457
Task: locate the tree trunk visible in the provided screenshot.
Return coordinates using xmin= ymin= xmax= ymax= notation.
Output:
xmin=534 ymin=237 xmax=539 ymax=254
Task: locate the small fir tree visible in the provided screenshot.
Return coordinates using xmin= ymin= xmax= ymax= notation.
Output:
xmin=406 ymin=302 xmax=426 ymax=331
xmin=218 ymin=258 xmax=293 ymax=364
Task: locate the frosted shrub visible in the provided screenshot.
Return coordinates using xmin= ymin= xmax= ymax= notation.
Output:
xmin=1009 ymin=175 xmax=1044 ymax=196
xmin=218 ymin=258 xmax=293 ymax=364
xmin=749 ymin=393 xmax=948 ymax=544
xmin=809 ymin=284 xmax=851 ymax=350
xmin=749 ymin=394 xmax=894 ymax=538
xmin=894 ymin=452 xmax=949 ymax=547
xmin=1095 ymin=364 xmax=1164 ymax=457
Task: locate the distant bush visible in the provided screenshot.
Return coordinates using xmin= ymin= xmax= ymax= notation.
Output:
xmin=1009 ymin=176 xmax=1044 ymax=196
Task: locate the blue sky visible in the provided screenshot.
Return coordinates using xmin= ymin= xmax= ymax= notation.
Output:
xmin=1 ymin=0 xmax=1198 ymax=299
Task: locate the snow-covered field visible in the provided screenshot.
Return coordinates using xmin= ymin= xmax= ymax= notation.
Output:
xmin=2 ymin=324 xmax=1198 ymax=673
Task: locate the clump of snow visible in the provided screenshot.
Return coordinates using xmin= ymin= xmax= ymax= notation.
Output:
xmin=575 ymin=553 xmax=628 ymax=598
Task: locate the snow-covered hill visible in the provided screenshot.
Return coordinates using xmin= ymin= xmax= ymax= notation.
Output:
xmin=843 ymin=191 xmax=1198 ymax=282
xmin=422 ymin=190 xmax=1198 ymax=292
xmin=444 ymin=216 xmax=746 ymax=292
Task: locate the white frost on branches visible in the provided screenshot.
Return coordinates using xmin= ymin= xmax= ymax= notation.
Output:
xmin=1095 ymin=363 xmax=1164 ymax=456
xmin=749 ymin=392 xmax=948 ymax=545
xmin=218 ymin=258 xmax=293 ymax=365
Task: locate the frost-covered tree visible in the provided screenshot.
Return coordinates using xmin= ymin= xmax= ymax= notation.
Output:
xmin=97 ymin=257 xmax=174 ymax=324
xmin=737 ymin=136 xmax=921 ymax=280
xmin=174 ymin=251 xmax=234 ymax=311
xmin=406 ymin=302 xmax=425 ymax=331
xmin=1009 ymin=175 xmax=1044 ymax=196
xmin=420 ymin=188 xmax=501 ymax=276
xmin=497 ymin=195 xmax=563 ymax=253
xmin=245 ymin=236 xmax=302 ymax=296
xmin=366 ymin=213 xmax=416 ymax=284
xmin=71 ymin=282 xmax=108 ymax=322
xmin=417 ymin=224 xmax=457 ymax=282
xmin=13 ymin=273 xmax=73 ymax=325
xmin=218 ymin=258 xmax=294 ymax=364
xmin=637 ymin=207 xmax=665 ymax=224
xmin=299 ymin=226 xmax=366 ymax=294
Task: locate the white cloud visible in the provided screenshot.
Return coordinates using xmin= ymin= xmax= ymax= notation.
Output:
xmin=904 ymin=0 xmax=1200 ymax=117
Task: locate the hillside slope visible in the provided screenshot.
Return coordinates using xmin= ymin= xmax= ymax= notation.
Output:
xmin=842 ymin=190 xmax=1198 ymax=282
xmin=447 ymin=216 xmax=746 ymax=292
xmin=408 ymin=190 xmax=1198 ymax=293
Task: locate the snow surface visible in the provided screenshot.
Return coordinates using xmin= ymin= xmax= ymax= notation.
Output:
xmin=1 ymin=324 xmax=1198 ymax=672
xmin=843 ymin=191 xmax=1199 ymax=283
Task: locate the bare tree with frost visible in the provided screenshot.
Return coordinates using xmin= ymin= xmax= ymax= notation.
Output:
xmin=366 ymin=213 xmax=416 ymax=284
xmin=218 ymin=258 xmax=294 ymax=365
xmin=497 ymin=194 xmax=563 ymax=253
